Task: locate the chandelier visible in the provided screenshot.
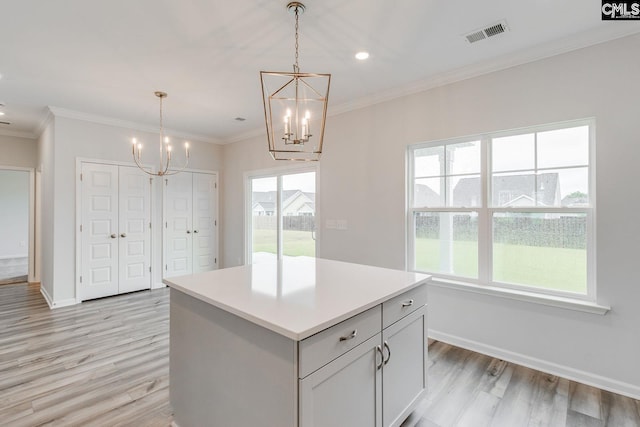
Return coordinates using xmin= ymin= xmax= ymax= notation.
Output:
xmin=260 ymin=2 xmax=331 ymax=161
xmin=131 ymin=91 xmax=190 ymax=176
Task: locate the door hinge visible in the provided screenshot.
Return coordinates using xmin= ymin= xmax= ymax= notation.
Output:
xmin=149 ymin=177 xmax=153 ymax=185
xmin=149 ymin=222 xmax=152 ymax=229
xmin=80 ymin=173 xmax=83 ymax=181
xmin=215 ymin=257 xmax=217 ymax=264
xmin=214 ymin=220 xmax=217 ymax=226
xmin=149 ymin=266 xmax=151 ymax=273
xmin=165 ymin=264 xmax=168 ymax=271
xmin=165 ymin=221 xmax=168 ymax=228
xmin=80 ymin=224 xmax=83 ymax=232
xmin=165 ymin=179 xmax=168 ymax=186
xmin=80 ymin=276 xmax=83 ymax=283
xmin=215 ymin=182 xmax=217 ymax=189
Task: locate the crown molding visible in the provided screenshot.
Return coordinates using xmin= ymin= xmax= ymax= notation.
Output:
xmin=0 ymin=128 xmax=37 ymax=140
xmin=47 ymin=106 xmax=222 ymax=145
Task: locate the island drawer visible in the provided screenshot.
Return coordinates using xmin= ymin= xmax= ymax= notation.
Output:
xmin=383 ymin=283 xmax=427 ymax=328
xmin=298 ymin=305 xmax=381 ymax=378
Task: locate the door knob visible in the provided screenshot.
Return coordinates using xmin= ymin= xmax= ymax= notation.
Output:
xmin=110 ymin=234 xmax=117 ymax=239
xmin=120 ymin=233 xmax=127 ymax=238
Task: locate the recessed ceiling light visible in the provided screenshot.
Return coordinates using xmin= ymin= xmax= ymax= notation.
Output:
xmin=355 ymin=51 xmax=370 ymax=60
xmin=0 ymin=112 xmax=5 ymax=116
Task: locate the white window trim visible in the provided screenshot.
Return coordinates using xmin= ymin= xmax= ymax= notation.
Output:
xmin=244 ymin=164 xmax=319 ymax=265
xmin=407 ymin=118 xmax=601 ymax=309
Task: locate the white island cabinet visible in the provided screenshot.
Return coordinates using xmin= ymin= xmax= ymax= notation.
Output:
xmin=165 ymin=257 xmax=429 ymax=427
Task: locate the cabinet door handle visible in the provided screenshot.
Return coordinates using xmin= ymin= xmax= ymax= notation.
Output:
xmin=383 ymin=341 xmax=391 ymax=365
xmin=376 ymin=345 xmax=384 ymax=370
xmin=110 ymin=233 xmax=117 ymax=239
xmin=186 ymin=230 xmax=191 ymax=234
xmin=193 ymin=230 xmax=199 ymax=233
xmin=401 ymin=299 xmax=414 ymax=308
xmin=120 ymin=233 xmax=127 ymax=238
xmin=339 ymin=329 xmax=357 ymax=341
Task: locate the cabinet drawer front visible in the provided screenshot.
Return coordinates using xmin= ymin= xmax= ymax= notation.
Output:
xmin=299 ymin=306 xmax=382 ymax=379
xmin=382 ymin=284 xmax=427 ymax=329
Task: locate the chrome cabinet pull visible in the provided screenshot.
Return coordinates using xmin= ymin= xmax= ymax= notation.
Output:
xmin=401 ymin=299 xmax=414 ymax=308
xmin=110 ymin=234 xmax=117 ymax=239
xmin=383 ymin=341 xmax=391 ymax=365
xmin=339 ymin=329 xmax=357 ymax=341
xmin=120 ymin=233 xmax=127 ymax=238
xmin=376 ymin=345 xmax=384 ymax=370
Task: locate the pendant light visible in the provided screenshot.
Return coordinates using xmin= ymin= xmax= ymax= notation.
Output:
xmin=260 ymin=2 xmax=331 ymax=161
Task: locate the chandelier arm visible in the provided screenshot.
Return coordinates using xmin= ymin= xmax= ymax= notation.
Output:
xmin=132 ymin=155 xmax=157 ymax=176
xmin=163 ymin=158 xmax=190 ymax=176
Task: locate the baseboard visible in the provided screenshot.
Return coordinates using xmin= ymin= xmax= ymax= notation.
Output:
xmin=429 ymin=329 xmax=640 ymax=400
xmin=39 ymin=285 xmax=77 ymax=309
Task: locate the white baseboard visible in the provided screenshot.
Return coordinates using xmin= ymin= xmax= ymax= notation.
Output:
xmin=39 ymin=285 xmax=77 ymax=309
xmin=429 ymin=329 xmax=640 ymax=400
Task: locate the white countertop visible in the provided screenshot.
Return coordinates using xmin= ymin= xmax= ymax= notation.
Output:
xmin=164 ymin=257 xmax=430 ymax=341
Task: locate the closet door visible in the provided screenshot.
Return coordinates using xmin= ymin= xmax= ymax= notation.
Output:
xmin=192 ymin=173 xmax=217 ymax=273
xmin=164 ymin=173 xmax=193 ymax=277
xmin=118 ymin=166 xmax=152 ymax=293
xmin=81 ymin=163 xmax=119 ymax=300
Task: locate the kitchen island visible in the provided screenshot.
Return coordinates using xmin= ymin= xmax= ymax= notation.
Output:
xmin=165 ymin=257 xmax=430 ymax=427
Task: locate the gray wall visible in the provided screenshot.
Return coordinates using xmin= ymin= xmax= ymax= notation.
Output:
xmin=221 ymin=34 xmax=640 ymax=396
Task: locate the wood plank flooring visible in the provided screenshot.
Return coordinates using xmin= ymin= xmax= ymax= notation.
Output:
xmin=1 ymin=282 xmax=638 ymax=426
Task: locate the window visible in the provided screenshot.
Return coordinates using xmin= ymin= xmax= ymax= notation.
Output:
xmin=408 ymin=120 xmax=594 ymax=299
xmin=247 ymin=168 xmax=316 ymax=264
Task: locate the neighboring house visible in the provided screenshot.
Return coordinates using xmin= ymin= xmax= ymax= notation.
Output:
xmin=414 ymin=183 xmax=441 ymax=207
xmin=454 ymin=172 xmax=561 ymax=207
xmin=252 ymin=190 xmax=315 ymax=216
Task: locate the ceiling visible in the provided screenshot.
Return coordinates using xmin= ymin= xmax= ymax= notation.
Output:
xmin=0 ymin=0 xmax=637 ymax=143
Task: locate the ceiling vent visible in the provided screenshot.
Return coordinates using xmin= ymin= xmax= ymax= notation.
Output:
xmin=464 ymin=20 xmax=509 ymax=44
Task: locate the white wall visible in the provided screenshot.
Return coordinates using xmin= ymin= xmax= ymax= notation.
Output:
xmin=221 ymin=33 xmax=640 ymax=397
xmin=0 ymin=170 xmax=29 ymax=258
xmin=38 ymin=118 xmax=55 ymax=301
xmin=42 ymin=115 xmax=222 ymax=305
xmin=0 ymin=134 xmax=37 ymax=168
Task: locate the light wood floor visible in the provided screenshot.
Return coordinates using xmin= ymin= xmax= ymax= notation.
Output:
xmin=1 ymin=283 xmax=639 ymax=427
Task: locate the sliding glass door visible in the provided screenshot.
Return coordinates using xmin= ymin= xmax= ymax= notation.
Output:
xmin=248 ymin=169 xmax=316 ymax=263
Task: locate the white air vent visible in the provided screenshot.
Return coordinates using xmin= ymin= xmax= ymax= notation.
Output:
xmin=464 ymin=20 xmax=509 ymax=44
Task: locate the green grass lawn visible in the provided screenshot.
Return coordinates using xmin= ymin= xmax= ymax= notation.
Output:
xmin=251 ymin=230 xmax=586 ymax=294
xmin=415 ymin=238 xmax=586 ymax=293
xmin=252 ymin=229 xmax=315 ymax=257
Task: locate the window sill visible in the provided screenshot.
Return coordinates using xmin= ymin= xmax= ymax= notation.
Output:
xmin=428 ymin=278 xmax=610 ymax=315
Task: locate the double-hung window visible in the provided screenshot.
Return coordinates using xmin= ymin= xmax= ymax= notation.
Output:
xmin=408 ymin=119 xmax=594 ymax=299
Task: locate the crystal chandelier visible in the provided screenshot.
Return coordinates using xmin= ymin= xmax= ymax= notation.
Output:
xmin=131 ymin=91 xmax=190 ymax=176
xmin=260 ymin=2 xmax=331 ymax=161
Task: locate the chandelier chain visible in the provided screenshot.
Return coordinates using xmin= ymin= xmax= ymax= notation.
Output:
xmin=294 ymin=5 xmax=300 ymax=73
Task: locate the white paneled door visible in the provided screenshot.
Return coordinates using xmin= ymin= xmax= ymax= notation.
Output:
xmin=192 ymin=173 xmax=217 ymax=273
xmin=118 ymin=166 xmax=152 ymax=293
xmin=80 ymin=163 xmax=151 ymax=300
xmin=164 ymin=173 xmax=193 ymax=277
xmin=164 ymin=171 xmax=217 ymax=278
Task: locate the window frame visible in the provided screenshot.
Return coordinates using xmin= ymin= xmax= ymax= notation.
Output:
xmin=407 ymin=118 xmax=596 ymax=301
